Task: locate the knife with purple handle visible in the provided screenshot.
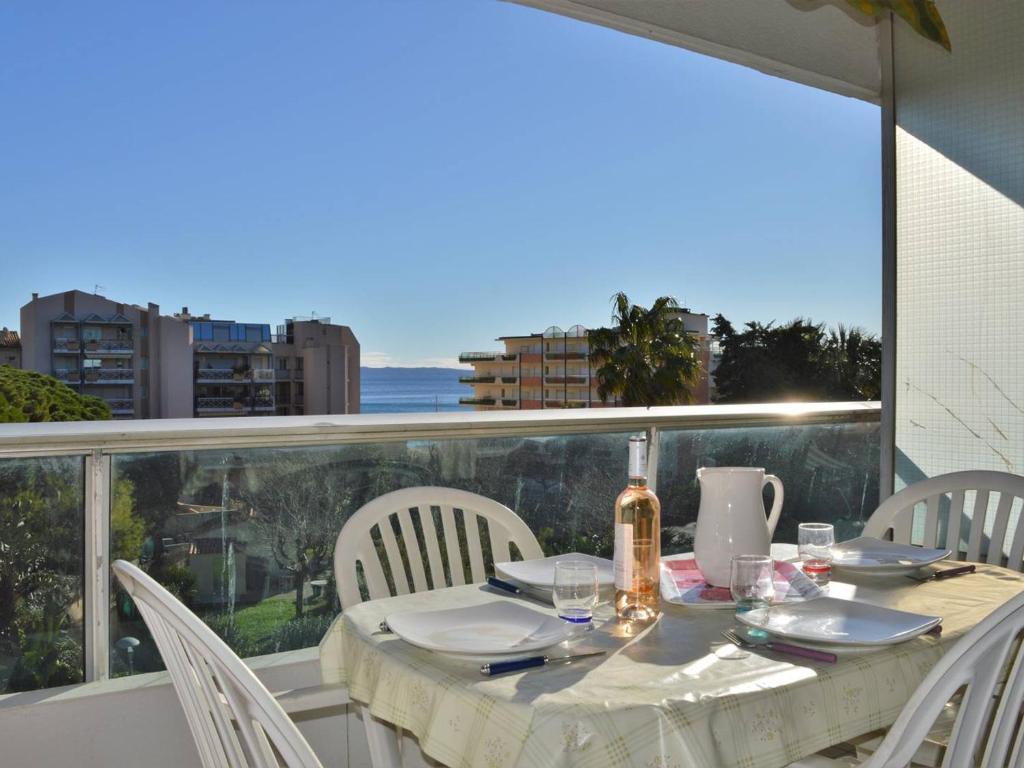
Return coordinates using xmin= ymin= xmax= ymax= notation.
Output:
xmin=907 ymin=563 xmax=976 ymax=582
xmin=762 ymin=639 xmax=837 ymax=663
xmin=723 ymin=629 xmax=837 ymax=663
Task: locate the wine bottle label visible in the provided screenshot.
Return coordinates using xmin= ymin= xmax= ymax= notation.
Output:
xmin=614 ymin=522 xmax=634 ymax=590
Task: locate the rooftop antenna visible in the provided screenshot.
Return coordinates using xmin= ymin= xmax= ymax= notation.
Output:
xmin=94 ymin=284 xmax=104 ymax=295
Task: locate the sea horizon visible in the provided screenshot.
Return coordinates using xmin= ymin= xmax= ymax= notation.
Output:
xmin=360 ymin=366 xmax=472 ymax=414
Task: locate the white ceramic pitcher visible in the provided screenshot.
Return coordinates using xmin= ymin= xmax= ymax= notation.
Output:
xmin=693 ymin=467 xmax=784 ymax=587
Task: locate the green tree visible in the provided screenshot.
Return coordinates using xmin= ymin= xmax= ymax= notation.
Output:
xmin=589 ymin=293 xmax=702 ymax=407
xmin=712 ymin=314 xmax=881 ymax=403
xmin=241 ymin=455 xmax=354 ymax=618
xmin=110 ymin=478 xmax=145 ymax=562
xmin=0 ymin=367 xmax=111 ymax=422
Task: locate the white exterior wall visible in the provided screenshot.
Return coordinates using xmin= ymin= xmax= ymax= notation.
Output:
xmin=893 ymin=0 xmax=1024 ymax=485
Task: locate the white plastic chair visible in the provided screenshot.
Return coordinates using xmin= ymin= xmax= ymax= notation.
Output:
xmin=864 ymin=471 xmax=1024 ymax=570
xmin=333 ymin=486 xmax=543 ymax=608
xmin=112 ymin=560 xmax=324 ymax=768
xmin=790 ymin=590 xmax=1024 ymax=768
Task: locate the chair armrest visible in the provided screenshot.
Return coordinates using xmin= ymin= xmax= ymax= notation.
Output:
xmin=273 ymin=683 xmax=350 ymax=714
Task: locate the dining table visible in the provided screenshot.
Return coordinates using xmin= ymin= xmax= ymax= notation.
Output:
xmin=318 ymin=545 xmax=1024 ymax=768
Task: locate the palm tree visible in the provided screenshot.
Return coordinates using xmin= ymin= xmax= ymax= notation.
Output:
xmin=589 ymin=293 xmax=702 ymax=407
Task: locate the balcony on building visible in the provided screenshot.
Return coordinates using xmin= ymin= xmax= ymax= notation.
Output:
xmin=458 ymin=396 xmax=497 ymax=406
xmin=458 ymin=352 xmax=501 ymax=363
xmin=544 ymin=375 xmax=587 ymax=385
xmin=80 ymin=368 xmax=134 ymax=385
xmin=458 ymin=375 xmax=496 ymax=384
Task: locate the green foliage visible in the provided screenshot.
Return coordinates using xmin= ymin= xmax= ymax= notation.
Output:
xmin=110 ymin=479 xmax=145 ymax=562
xmin=846 ymin=0 xmax=950 ymax=51
xmin=711 ymin=315 xmax=881 ymax=404
xmin=590 ymin=293 xmax=702 ymax=407
xmin=156 ymin=562 xmax=198 ymax=608
xmin=0 ymin=459 xmax=85 ymax=692
xmin=0 ymin=367 xmax=111 ymax=423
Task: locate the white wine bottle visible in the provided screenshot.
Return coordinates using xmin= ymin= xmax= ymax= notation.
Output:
xmin=613 ymin=434 xmax=661 ymax=623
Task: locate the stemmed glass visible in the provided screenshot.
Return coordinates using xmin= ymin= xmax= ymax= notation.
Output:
xmin=552 ymin=560 xmax=599 ymax=632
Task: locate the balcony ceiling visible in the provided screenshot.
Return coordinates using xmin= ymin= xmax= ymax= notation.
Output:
xmin=504 ymin=0 xmax=882 ymax=103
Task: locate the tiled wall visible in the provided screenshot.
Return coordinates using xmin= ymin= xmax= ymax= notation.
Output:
xmin=894 ymin=0 xmax=1024 ymax=486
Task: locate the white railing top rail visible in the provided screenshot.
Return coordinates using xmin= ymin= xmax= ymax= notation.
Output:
xmin=0 ymin=402 xmax=880 ymax=458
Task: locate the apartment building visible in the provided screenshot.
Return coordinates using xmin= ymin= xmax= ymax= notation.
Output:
xmin=18 ymin=291 xmax=359 ymax=419
xmin=271 ymin=318 xmax=360 ymax=416
xmin=458 ymin=312 xmax=711 ymax=410
xmin=20 ymin=290 xmax=193 ymax=418
xmin=0 ymin=328 xmax=21 ymax=368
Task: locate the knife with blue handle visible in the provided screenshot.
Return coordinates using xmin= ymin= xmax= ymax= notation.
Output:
xmin=480 ymin=650 xmax=605 ymax=676
xmin=487 ymin=576 xmax=526 ymax=595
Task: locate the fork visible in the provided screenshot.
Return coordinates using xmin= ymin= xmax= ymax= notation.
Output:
xmin=721 ymin=629 xmax=837 ymax=664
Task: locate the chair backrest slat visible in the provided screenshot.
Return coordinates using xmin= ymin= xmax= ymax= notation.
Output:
xmin=376 ymin=518 xmax=410 ymax=595
xmin=946 ymin=489 xmax=966 ymax=555
xmin=334 ymin=487 xmax=544 ymax=608
xmin=965 ymin=490 xmax=990 ymax=562
xmin=112 ymin=560 xmax=323 ymax=768
xmin=463 ymin=511 xmax=487 ymax=584
xmin=1009 ymin=500 xmax=1024 ymax=573
xmin=988 ymin=492 xmax=1015 ymax=566
xmin=395 ymin=507 xmax=429 ymax=592
xmin=417 ymin=505 xmax=446 ymax=591
xmin=439 ymin=504 xmax=465 ymax=587
xmin=864 ymin=471 xmax=1024 ymax=571
xmin=923 ymin=494 xmax=940 ymax=548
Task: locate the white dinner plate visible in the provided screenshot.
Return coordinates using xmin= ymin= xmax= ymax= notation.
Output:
xmin=737 ymin=596 xmax=942 ymax=646
xmin=385 ymin=601 xmax=574 ymax=656
xmin=494 ymin=553 xmax=614 ymax=590
xmin=831 ymin=537 xmax=951 ymax=576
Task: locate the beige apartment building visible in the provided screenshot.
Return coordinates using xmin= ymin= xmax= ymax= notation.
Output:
xmin=458 ymin=312 xmax=711 ymax=410
xmin=18 ymin=290 xmax=359 ymax=419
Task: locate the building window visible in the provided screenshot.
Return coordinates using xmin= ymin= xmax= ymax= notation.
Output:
xmin=295 ymin=358 xmax=303 ymax=371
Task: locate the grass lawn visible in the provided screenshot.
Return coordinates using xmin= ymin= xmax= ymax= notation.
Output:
xmin=201 ymin=594 xmax=333 ymax=653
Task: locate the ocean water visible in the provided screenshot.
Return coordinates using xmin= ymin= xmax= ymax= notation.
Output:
xmin=360 ymin=367 xmax=472 ymax=414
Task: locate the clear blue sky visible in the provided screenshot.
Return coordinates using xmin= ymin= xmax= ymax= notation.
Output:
xmin=0 ymin=0 xmax=880 ymax=367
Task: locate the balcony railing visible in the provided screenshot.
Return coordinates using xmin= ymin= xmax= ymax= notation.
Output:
xmin=459 ymin=352 xmax=501 ymax=363
xmin=544 ymin=351 xmax=588 ymax=360
xmin=78 ymin=368 xmax=134 ymax=383
xmin=501 ymin=376 xmax=518 ymax=384
xmin=82 ymin=340 xmax=134 ymax=355
xmin=252 ymin=369 xmax=275 ymax=382
xmin=544 ymin=375 xmax=587 ymax=385
xmin=196 ymin=397 xmax=245 ymax=412
xmin=195 ymin=368 xmax=237 ymax=382
xmin=459 ymin=376 xmax=496 ymax=384
xmin=459 ymin=396 xmax=497 ymax=405
xmin=104 ymin=398 xmax=134 ymax=414
xmin=275 ymin=368 xmax=292 ymax=380
xmin=0 ymin=401 xmax=880 ymax=708
xmin=52 ymin=339 xmax=81 ymax=353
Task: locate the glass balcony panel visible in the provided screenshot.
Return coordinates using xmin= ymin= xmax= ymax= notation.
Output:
xmin=103 ymin=416 xmax=878 ymax=676
xmin=0 ymin=456 xmax=85 ymax=693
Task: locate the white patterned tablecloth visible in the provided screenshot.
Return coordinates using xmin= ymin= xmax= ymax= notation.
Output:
xmin=319 ymin=560 xmax=1024 ymax=768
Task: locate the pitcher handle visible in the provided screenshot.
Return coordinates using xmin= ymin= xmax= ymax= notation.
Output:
xmin=763 ymin=474 xmax=784 ymax=537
